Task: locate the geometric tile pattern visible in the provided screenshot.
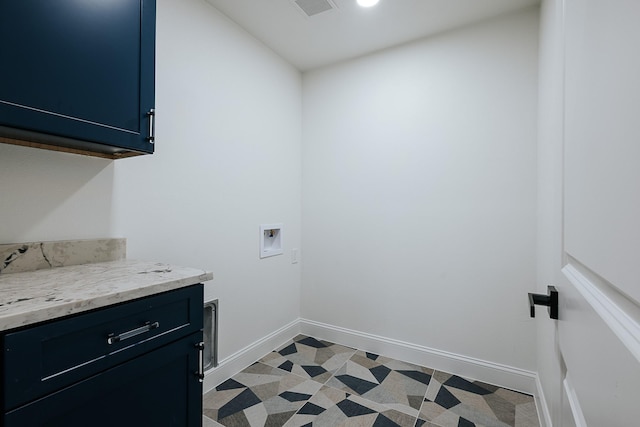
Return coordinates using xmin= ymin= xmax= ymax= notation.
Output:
xmin=202 ymin=335 xmax=540 ymax=427
xmin=324 ymin=350 xmax=434 ymax=420
xmin=203 ymin=362 xmax=323 ymax=426
xmin=418 ymin=371 xmax=540 ymax=427
xmin=284 ymin=385 xmax=418 ymax=427
xmin=260 ymin=335 xmax=357 ymax=384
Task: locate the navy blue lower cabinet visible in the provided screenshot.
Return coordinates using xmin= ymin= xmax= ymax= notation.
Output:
xmin=2 ymin=284 xmax=204 ymax=426
xmin=5 ymin=332 xmax=203 ymax=426
xmin=0 ymin=0 xmax=156 ymax=158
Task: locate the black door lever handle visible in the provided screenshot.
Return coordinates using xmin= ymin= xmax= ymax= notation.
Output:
xmin=528 ymin=286 xmax=558 ymax=319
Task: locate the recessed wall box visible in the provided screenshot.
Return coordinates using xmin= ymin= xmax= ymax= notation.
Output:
xmin=203 ymin=299 xmax=218 ymax=371
xmin=260 ymin=224 xmax=283 ymax=258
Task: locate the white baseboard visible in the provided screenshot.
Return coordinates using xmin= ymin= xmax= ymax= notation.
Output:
xmin=299 ymin=318 xmax=538 ymax=396
xmin=535 ymin=372 xmax=553 ymax=427
xmin=204 ymin=317 xmax=542 ymax=412
xmin=202 ymin=319 xmax=300 ymax=393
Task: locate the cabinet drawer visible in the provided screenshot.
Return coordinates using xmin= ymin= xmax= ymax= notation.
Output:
xmin=3 ymin=284 xmax=203 ymax=410
xmin=5 ymin=332 xmax=203 ymax=427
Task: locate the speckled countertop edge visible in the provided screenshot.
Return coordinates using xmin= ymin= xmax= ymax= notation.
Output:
xmin=0 ymin=259 xmax=213 ymax=332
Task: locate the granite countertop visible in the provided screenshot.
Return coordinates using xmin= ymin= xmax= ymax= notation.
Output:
xmin=0 ymin=259 xmax=213 ymax=331
xmin=0 ymin=239 xmax=213 ymax=332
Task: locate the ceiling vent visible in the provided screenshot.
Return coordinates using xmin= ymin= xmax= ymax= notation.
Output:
xmin=292 ymin=0 xmax=337 ymax=17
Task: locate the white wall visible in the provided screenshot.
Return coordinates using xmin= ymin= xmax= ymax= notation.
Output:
xmin=0 ymin=145 xmax=115 ymax=242
xmin=0 ymin=0 xmax=303 ymax=363
xmin=113 ymin=0 xmax=302 ymax=359
xmin=301 ymin=8 xmax=539 ymax=371
xmin=0 ymin=0 xmax=543 ymax=391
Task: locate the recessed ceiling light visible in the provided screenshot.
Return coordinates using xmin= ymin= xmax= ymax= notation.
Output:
xmin=357 ymin=0 xmax=379 ymax=7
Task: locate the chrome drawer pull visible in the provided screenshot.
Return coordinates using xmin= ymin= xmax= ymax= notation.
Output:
xmin=146 ymin=108 xmax=156 ymax=143
xmin=107 ymin=321 xmax=160 ymax=345
xmin=195 ymin=342 xmax=205 ymax=383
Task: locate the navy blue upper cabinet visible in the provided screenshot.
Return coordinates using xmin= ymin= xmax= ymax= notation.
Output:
xmin=0 ymin=0 xmax=156 ymax=158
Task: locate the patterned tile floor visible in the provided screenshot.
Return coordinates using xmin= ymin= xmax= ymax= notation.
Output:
xmin=203 ymin=335 xmax=540 ymax=427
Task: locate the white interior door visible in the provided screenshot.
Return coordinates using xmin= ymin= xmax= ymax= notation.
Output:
xmin=554 ymin=0 xmax=640 ymax=425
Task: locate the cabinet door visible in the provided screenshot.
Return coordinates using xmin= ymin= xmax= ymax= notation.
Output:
xmin=4 ymin=332 xmax=203 ymax=427
xmin=0 ymin=0 xmax=156 ymax=154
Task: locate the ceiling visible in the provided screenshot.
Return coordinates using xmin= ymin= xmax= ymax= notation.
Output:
xmin=205 ymin=0 xmax=540 ymax=71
